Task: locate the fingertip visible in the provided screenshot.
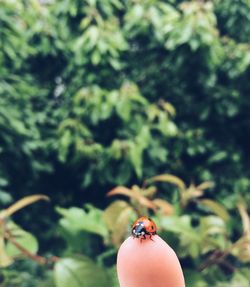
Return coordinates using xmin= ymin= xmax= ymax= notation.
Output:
xmin=117 ymin=235 xmax=185 ymax=287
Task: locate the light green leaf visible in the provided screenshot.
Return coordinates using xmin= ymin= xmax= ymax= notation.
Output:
xmin=200 ymin=216 xmax=226 ymax=236
xmin=54 ymin=256 xmax=110 ymax=287
xmin=148 ymin=174 xmax=186 ymax=190
xmin=56 ymin=205 xmax=109 ymax=239
xmin=160 ymin=215 xmax=198 ymax=241
xmin=208 ymin=151 xmax=227 ymax=164
xmin=0 ymin=190 xmax=12 ymax=205
xmin=199 ymin=199 xmax=230 ymax=222
xmin=6 ymin=222 xmax=38 ymax=257
xmin=0 ymin=236 xmax=13 ymax=267
xmin=58 ymin=130 xmax=72 ymax=162
xmin=129 ymin=142 xmax=143 ymax=178
xmin=103 ymin=200 xmax=134 ymax=246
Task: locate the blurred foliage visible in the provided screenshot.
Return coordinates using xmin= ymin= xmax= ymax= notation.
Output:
xmin=0 ymin=0 xmax=250 ymax=286
xmin=1 ymin=180 xmax=250 ymax=286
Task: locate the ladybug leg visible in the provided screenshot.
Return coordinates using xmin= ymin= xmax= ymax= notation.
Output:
xmin=140 ymin=236 xmax=145 ymax=243
xmin=149 ymin=234 xmax=155 ymax=241
xmin=140 ymin=234 xmax=147 ymax=243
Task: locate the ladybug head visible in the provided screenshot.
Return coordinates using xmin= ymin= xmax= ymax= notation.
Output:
xmin=132 ymin=221 xmax=146 ymax=238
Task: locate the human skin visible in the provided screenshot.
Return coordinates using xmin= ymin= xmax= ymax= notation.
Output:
xmin=117 ymin=235 xmax=185 ymax=287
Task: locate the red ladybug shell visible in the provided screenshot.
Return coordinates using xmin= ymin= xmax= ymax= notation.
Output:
xmin=131 ymin=216 xmax=157 ymax=240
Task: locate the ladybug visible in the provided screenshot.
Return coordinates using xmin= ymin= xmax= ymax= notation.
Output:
xmin=131 ymin=216 xmax=157 ymax=240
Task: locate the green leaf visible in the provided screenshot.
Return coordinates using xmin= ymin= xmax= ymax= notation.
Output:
xmin=208 ymin=151 xmax=227 ymax=164
xmin=6 ymin=222 xmax=38 ymax=257
xmin=54 ymin=256 xmax=110 ymax=287
xmin=56 ymin=205 xmax=109 ymax=239
xmin=148 ymin=174 xmax=186 ymax=190
xmin=129 ymin=142 xmax=143 ymax=178
xmin=0 ymin=190 xmax=12 ymax=205
xmin=0 ymin=178 xmax=8 ymax=187
xmin=160 ymin=215 xmax=198 ymax=241
xmin=216 ymin=268 xmax=250 ymax=287
xmin=184 ymin=269 xmax=207 ymax=287
xmin=58 ymin=130 xmax=72 ymax=162
xmin=199 ymin=199 xmax=230 ymax=222
xmin=200 ymin=216 xmax=226 ymax=236
xmin=103 ymin=200 xmax=134 ymax=246
xmin=0 ymin=236 xmax=13 ymax=267
xmin=108 ymin=266 xmax=120 ymax=287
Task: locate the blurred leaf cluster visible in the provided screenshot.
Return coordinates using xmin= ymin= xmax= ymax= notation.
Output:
xmin=0 ymin=0 xmax=250 ymax=286
xmin=1 ymin=178 xmax=250 ymax=286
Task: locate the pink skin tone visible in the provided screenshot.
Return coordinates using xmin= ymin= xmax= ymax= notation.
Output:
xmin=117 ymin=235 xmax=185 ymax=287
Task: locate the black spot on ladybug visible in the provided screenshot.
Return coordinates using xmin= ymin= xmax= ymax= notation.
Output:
xmin=151 ymin=226 xmax=154 ymax=229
